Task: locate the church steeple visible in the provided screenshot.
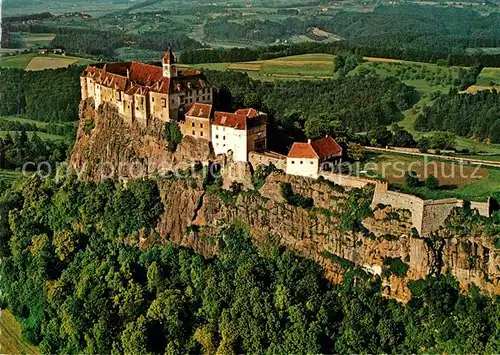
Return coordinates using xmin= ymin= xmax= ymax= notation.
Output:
xmin=162 ymin=48 xmax=177 ymax=78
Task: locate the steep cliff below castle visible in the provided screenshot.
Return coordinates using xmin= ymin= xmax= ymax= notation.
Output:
xmin=149 ymin=170 xmax=500 ymax=301
xmin=70 ymin=100 xmax=214 ymax=180
xmin=71 ymin=102 xmax=500 ymax=301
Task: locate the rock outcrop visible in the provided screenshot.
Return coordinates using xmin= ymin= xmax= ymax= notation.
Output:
xmin=70 ymin=100 xmax=214 ymax=180
xmin=71 ymin=102 xmax=500 ymax=302
xmin=150 ymin=169 xmax=500 ymax=302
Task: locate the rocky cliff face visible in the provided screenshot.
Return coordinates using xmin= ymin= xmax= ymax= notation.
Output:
xmin=70 ymin=100 xmax=214 ymax=180
xmin=71 ymin=102 xmax=500 ymax=301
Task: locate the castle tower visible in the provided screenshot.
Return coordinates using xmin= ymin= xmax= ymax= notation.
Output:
xmin=162 ymin=48 xmax=178 ymax=79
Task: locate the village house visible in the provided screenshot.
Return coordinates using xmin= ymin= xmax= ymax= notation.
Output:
xmin=286 ymin=136 xmax=343 ymax=178
xmin=211 ymin=109 xmax=268 ymax=162
xmin=80 ymin=48 xmax=213 ymax=126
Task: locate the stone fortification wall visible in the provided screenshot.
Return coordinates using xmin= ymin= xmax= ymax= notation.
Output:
xmin=319 ymin=172 xmax=375 ymax=189
xmin=249 ymin=151 xmax=287 ymax=171
xmin=372 ymin=181 xmax=459 ymax=236
xmin=457 ymin=199 xmax=491 ymax=217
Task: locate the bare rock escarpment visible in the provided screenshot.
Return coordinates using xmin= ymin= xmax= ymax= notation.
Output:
xmin=70 ymin=100 xmax=214 ymax=180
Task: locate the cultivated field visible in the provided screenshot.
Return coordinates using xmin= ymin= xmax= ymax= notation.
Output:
xmin=361 ymin=152 xmax=500 ymax=201
xmin=21 ymin=33 xmax=56 ymax=48
xmin=0 ymin=310 xmax=38 ymax=354
xmin=25 ymin=56 xmax=81 ymax=71
xmin=0 ymin=53 xmax=95 ymax=70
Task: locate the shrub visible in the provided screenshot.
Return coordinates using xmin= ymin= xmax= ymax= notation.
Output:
xmin=163 ymin=122 xmax=183 ymax=152
xmin=280 ymin=182 xmax=313 ymax=209
xmin=383 ymin=257 xmax=409 ymax=277
xmin=424 ymin=175 xmax=440 ymax=190
xmin=405 ymin=171 xmax=420 ymax=187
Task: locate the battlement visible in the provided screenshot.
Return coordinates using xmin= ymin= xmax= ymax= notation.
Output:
xmin=372 ymin=181 xmax=492 ymax=235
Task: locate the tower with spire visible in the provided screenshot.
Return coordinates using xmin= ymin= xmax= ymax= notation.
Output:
xmin=162 ymin=47 xmax=178 ymax=79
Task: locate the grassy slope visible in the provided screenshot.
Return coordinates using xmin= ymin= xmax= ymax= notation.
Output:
xmin=0 ymin=53 xmax=37 ymax=69
xmin=0 ymin=310 xmax=38 ymax=354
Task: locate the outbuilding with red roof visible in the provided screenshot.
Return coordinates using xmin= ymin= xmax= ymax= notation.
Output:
xmin=286 ymin=136 xmax=343 ymax=178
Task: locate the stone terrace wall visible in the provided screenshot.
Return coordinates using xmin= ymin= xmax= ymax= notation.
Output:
xmin=420 ymin=198 xmax=460 ymax=236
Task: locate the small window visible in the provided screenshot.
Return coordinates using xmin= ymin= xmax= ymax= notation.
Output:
xmin=192 ymin=130 xmax=195 ymax=135
xmin=310 ymin=161 xmax=314 ymax=164
xmin=161 ymin=98 xmax=166 ymax=108
xmin=291 ymin=161 xmax=295 ymax=164
xmin=202 ymin=96 xmax=205 ymax=101
xmin=192 ymin=122 xmax=195 ymax=127
xmin=216 ymin=135 xmax=219 ymax=139
xmin=152 ymin=97 xmax=155 ymax=102
xmin=200 ymin=132 xmax=204 ymax=137
xmin=223 ymin=136 xmax=226 ymax=140
xmin=200 ymin=123 xmax=203 ymax=128
xmin=300 ymin=161 xmax=303 ymax=164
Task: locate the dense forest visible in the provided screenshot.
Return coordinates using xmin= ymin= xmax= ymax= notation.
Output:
xmin=0 ymin=67 xmax=82 ymax=122
xmin=1 ymin=175 xmax=500 ymax=353
xmin=415 ymin=90 xmax=500 ymax=143
xmin=0 ymin=131 xmax=69 ymax=170
xmin=205 ymin=70 xmax=418 ymax=145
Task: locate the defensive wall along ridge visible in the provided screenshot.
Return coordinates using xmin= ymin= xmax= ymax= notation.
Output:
xmin=249 ymin=151 xmax=493 ymax=236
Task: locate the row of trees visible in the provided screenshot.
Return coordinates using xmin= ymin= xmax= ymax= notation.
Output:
xmin=1 ymin=175 xmax=500 ymax=353
xmin=0 ymin=119 xmax=76 ymax=139
xmin=179 ymin=41 xmax=500 ymax=68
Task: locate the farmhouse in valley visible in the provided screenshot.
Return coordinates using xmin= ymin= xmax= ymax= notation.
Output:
xmin=286 ymin=136 xmax=343 ymax=178
xmin=80 ymin=48 xmax=213 ymax=125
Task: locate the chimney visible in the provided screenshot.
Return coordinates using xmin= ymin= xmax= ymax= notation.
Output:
xmin=307 ymin=139 xmax=311 ymax=144
xmin=326 ymin=135 xmax=329 ymax=137
xmin=126 ymin=69 xmax=130 ymax=79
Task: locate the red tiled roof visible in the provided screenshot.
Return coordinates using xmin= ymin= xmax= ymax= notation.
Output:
xmin=129 ymin=62 xmax=163 ymax=84
xmin=311 ymin=136 xmax=343 ymax=159
xmin=213 ymin=111 xmax=247 ymax=130
xmin=287 ymin=136 xmax=342 ymax=160
xmin=186 ymin=103 xmax=213 ymax=119
xmin=287 ymin=143 xmax=319 ymax=159
xmin=82 ymin=58 xmax=208 ymax=95
xmin=179 ymin=69 xmax=202 ymax=77
xmin=235 ymin=108 xmax=260 ymax=118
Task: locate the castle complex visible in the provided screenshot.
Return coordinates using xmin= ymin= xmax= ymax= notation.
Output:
xmin=80 ymin=51 xmax=495 ymax=237
xmin=80 ymin=50 xmax=268 ymax=162
xmin=80 ymin=48 xmax=213 ymax=125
